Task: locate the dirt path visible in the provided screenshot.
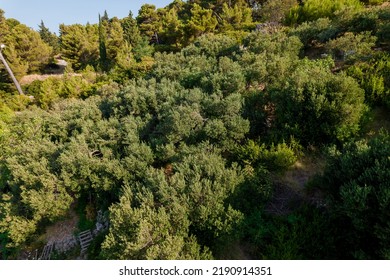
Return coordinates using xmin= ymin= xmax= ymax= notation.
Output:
xmin=44 ymin=210 xmax=79 ymax=244
xmin=265 ymin=154 xmax=326 ymax=215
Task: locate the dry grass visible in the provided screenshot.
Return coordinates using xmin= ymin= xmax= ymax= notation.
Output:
xmin=19 ymin=74 xmax=63 ymax=85
xmin=274 ymin=153 xmax=326 ymax=194
xmin=266 ymin=153 xmax=327 ymax=215
xmin=43 ymin=209 xmax=79 ymax=244
xmin=381 ymin=1 xmax=390 ymax=7
xmin=20 ymin=73 xmax=83 ymax=85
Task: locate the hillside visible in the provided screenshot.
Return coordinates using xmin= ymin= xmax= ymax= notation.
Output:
xmin=0 ymin=0 xmax=389 ymax=260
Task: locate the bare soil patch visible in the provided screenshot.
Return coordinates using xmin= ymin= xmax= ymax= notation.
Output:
xmin=20 ymin=74 xmax=64 ymax=85
xmin=266 ymin=154 xmax=326 ymax=215
xmin=44 ymin=210 xmax=79 ymax=244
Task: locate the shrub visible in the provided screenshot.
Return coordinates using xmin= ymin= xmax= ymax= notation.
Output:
xmin=236 ymin=139 xmax=300 ymax=171
xmin=377 ymin=22 xmax=390 ymax=44
xmin=183 ymin=34 xmax=240 ymax=58
xmin=347 ymin=53 xmax=390 ymax=108
xmin=259 ymin=0 xmax=298 ymax=23
xmin=286 ymin=0 xmax=362 ymax=25
xmin=348 ymin=10 xmax=379 ymax=33
xmin=322 ymin=131 xmax=390 ymax=258
xmin=269 ymin=59 xmax=366 ymax=145
xmin=289 ymin=18 xmax=337 ymax=46
xmin=325 ymin=31 xmax=376 ymax=62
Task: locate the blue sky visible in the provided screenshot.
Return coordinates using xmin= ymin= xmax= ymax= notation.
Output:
xmin=0 ymin=0 xmax=173 ymax=34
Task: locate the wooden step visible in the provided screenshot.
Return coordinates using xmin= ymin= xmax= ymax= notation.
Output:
xmin=78 ymin=230 xmax=93 ymax=253
xmin=39 ymin=243 xmax=54 ymax=260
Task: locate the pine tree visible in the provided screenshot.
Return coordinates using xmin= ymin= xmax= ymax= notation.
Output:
xmin=98 ymin=14 xmax=109 ymax=72
xmin=219 ymin=0 xmax=254 ymax=32
xmin=137 ymin=4 xmax=162 ymax=39
xmin=160 ymin=7 xmax=185 ymax=47
xmin=38 ymin=20 xmax=59 ymax=53
xmin=121 ymin=11 xmax=142 ymax=49
xmin=60 ymin=23 xmax=99 ymax=70
xmin=185 ymin=4 xmax=218 ymax=43
xmin=98 ymin=15 xmax=132 ymax=72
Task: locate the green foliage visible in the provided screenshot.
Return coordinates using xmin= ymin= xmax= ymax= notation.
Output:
xmin=0 ymin=14 xmax=52 ymax=81
xmin=86 ymin=230 xmax=107 ymax=259
xmin=240 ymin=32 xmax=302 ymax=88
xmin=289 ymin=18 xmax=338 ymax=46
xmin=183 ymin=33 xmax=239 ymax=58
xmin=219 ymin=0 xmax=254 ymax=32
xmin=347 ymin=53 xmax=390 ymax=108
xmin=206 ymin=56 xmax=246 ymax=94
xmin=0 ymin=94 xmax=154 ymax=247
xmin=287 ymin=3 xmax=390 ymax=50
xmin=137 ymin=4 xmax=161 ymax=38
xmin=132 ymin=37 xmax=154 ymax=62
xmin=101 ymin=188 xmax=210 ymax=260
xmin=99 ymin=16 xmax=133 ymax=72
xmin=0 ymin=44 xmax=28 ymax=81
xmin=377 ymin=21 xmax=390 ymax=43
xmin=7 ymin=22 xmax=52 ymax=73
xmin=341 ymin=5 xmax=390 ymax=44
xmin=348 ymin=9 xmax=379 ymax=33
xmin=0 ymin=102 xmax=13 ymax=136
xmin=286 ymin=0 xmax=362 ymax=25
xmin=0 ymin=196 xmax=37 ymax=247
xmin=101 ymin=149 xmax=242 ymax=259
xmin=25 ymin=72 xmax=105 ymax=109
xmin=255 ymin=206 xmax=339 ymax=259
xmin=1 ymin=0 xmax=389 ymax=260
xmin=243 ymin=32 xmax=303 ymax=58
xmin=159 ymin=6 xmax=185 ymax=48
xmin=322 ymin=131 xmax=390 ymax=258
xmin=185 ymin=4 xmax=218 ymax=43
xmin=76 ymin=198 xmax=96 ymax=232
xmin=360 ymin=0 xmax=387 ymax=5
xmin=0 ymin=69 xmax=250 ymax=251
xmin=325 ymin=31 xmax=376 ymax=62
xmin=236 ymin=139 xmax=299 ymax=171
xmin=173 ymin=150 xmax=244 ymax=240
xmin=259 ymin=0 xmax=298 ymax=23
xmin=121 ymin=11 xmax=143 ymax=50
xmin=25 ymin=78 xmax=63 ymax=109
xmin=268 ymin=59 xmax=366 ymax=145
xmin=38 ymin=21 xmax=59 ymax=54
xmin=59 ymin=23 xmax=99 ymax=70
xmin=231 ymin=166 xmax=272 ymax=214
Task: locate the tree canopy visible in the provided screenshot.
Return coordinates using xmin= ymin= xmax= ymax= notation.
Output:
xmin=0 ymin=1 xmax=390 ymax=261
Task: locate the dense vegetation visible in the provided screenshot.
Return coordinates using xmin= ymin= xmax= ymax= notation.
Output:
xmin=0 ymin=0 xmax=389 ymax=260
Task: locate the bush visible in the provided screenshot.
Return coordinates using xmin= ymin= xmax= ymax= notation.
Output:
xmin=268 ymin=59 xmax=366 ymax=145
xmin=183 ymin=34 xmax=239 ymax=58
xmin=263 ymin=142 xmax=299 ymax=170
xmin=259 ymin=0 xmax=298 ymax=23
xmin=25 ymin=74 xmax=106 ymax=109
xmin=236 ymin=139 xmax=300 ymax=171
xmin=289 ymin=18 xmax=337 ymax=46
xmin=321 ymin=131 xmax=390 ymax=259
xmin=348 ymin=10 xmax=379 ymax=33
xmin=377 ymin=22 xmax=390 ymax=44
xmin=286 ymin=0 xmax=362 ymax=25
xmin=347 ymin=53 xmax=390 ymax=108
xmin=243 ymin=32 xmax=303 ymax=58
xmin=325 ymin=31 xmax=376 ymax=62
xmin=360 ymin=0 xmax=387 ymax=5
xmin=26 ymin=78 xmax=62 ymax=109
